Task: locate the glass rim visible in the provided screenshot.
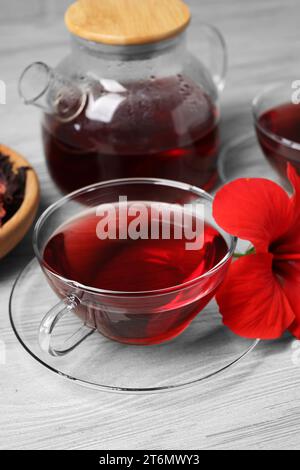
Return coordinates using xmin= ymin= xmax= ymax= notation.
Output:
xmin=33 ymin=177 xmax=237 ymax=297
xmin=252 ymin=81 xmax=300 ymax=152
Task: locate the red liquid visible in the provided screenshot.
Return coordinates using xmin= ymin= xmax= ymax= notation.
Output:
xmin=43 ymin=205 xmax=229 ymax=345
xmin=43 ymin=75 xmax=219 ymax=194
xmin=256 ymin=102 xmax=300 ymax=177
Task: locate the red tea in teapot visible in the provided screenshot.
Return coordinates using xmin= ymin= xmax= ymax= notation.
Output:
xmin=42 ymin=203 xmax=228 ymax=344
xmin=256 ymin=102 xmax=300 ymax=176
xmin=42 ymin=75 xmax=219 ymax=194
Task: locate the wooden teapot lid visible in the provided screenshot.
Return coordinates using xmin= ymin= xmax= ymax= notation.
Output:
xmin=65 ymin=0 xmax=191 ymax=46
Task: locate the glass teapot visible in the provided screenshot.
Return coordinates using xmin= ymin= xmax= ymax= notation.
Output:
xmin=19 ymin=0 xmax=227 ymax=194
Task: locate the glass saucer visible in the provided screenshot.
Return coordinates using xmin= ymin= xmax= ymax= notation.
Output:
xmin=218 ymin=132 xmax=286 ymax=187
xmin=9 ymin=259 xmax=258 ymax=394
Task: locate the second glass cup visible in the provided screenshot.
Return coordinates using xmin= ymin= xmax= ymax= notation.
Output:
xmin=253 ymin=80 xmax=300 ymax=180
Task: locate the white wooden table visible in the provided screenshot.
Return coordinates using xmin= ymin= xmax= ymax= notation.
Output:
xmin=1 ymin=0 xmax=300 ymax=450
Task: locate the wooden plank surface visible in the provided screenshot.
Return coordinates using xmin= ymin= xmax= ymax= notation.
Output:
xmin=1 ymin=0 xmax=300 ymax=450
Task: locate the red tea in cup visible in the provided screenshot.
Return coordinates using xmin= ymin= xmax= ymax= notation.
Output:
xmin=42 ymin=202 xmax=229 ymax=345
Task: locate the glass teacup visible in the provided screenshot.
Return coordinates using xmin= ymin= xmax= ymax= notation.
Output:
xmin=34 ymin=178 xmax=236 ymax=356
xmin=253 ymin=80 xmax=300 ymax=180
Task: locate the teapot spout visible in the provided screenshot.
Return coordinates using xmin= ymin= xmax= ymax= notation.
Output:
xmin=18 ymin=62 xmax=87 ymax=121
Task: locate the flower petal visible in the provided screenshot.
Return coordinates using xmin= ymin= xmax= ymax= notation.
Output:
xmin=288 ymin=163 xmax=300 ymax=209
xmin=275 ymin=259 xmax=300 ymax=339
xmin=213 ymin=178 xmax=292 ymax=252
xmin=273 ymin=165 xmax=300 ymax=255
xmin=216 ymin=253 xmax=295 ymax=339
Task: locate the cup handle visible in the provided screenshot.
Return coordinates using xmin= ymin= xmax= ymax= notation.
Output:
xmin=39 ymin=295 xmax=95 ymax=357
xmin=197 ymin=23 xmax=228 ymax=93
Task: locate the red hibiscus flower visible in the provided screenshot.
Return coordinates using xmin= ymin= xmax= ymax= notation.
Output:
xmin=213 ymin=164 xmax=300 ymax=340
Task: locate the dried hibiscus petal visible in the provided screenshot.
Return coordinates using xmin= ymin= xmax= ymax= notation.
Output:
xmin=0 ymin=182 xmax=6 ymax=222
xmin=0 ymin=152 xmax=28 ymax=226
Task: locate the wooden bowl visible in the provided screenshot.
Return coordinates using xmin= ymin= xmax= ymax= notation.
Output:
xmin=0 ymin=144 xmax=40 ymax=259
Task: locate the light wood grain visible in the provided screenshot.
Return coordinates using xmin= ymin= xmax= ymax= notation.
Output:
xmin=0 ymin=145 xmax=39 ymax=260
xmin=65 ymin=0 xmax=191 ymax=45
xmin=1 ymin=0 xmax=300 ymax=451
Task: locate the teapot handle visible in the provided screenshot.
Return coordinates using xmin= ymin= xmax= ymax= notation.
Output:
xmin=197 ymin=23 xmax=228 ymax=93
